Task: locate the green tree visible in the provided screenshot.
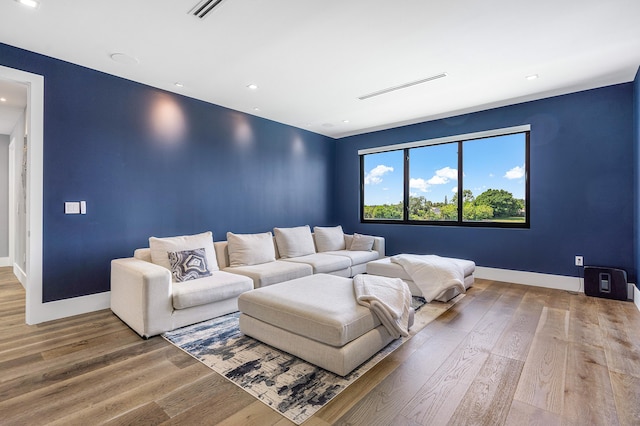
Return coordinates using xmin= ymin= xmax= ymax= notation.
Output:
xmin=451 ymin=189 xmax=474 ymax=205
xmin=475 ymin=189 xmax=520 ymax=218
xmin=463 ymin=202 xmax=494 ymax=221
xmin=440 ymin=203 xmax=457 ymax=220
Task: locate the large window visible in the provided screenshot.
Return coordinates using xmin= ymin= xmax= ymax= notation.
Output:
xmin=360 ymin=126 xmax=530 ymax=228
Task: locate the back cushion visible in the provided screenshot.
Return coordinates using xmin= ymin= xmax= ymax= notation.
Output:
xmin=313 ymin=226 xmax=346 ymax=252
xmin=227 ymin=232 xmax=276 ymax=267
xmin=149 ymin=231 xmax=219 ymax=273
xmin=349 ymin=233 xmax=375 ymax=251
xmin=273 ymin=226 xmax=316 ymax=258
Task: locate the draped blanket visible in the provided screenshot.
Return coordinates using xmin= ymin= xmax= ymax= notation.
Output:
xmin=353 ymin=274 xmax=412 ymax=339
xmin=390 ymin=254 xmax=466 ymax=302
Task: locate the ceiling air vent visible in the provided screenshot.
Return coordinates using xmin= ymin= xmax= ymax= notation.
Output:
xmin=189 ymin=0 xmax=225 ymax=19
xmin=358 ymin=72 xmax=448 ymax=100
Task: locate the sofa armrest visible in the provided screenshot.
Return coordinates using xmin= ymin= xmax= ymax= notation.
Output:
xmin=371 ymin=236 xmax=385 ymax=258
xmin=110 ymin=258 xmax=173 ymax=338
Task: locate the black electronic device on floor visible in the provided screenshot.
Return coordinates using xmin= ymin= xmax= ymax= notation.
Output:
xmin=584 ymin=266 xmax=627 ymax=301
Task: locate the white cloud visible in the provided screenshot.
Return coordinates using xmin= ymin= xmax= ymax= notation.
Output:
xmin=452 ymin=186 xmax=458 ymax=193
xmin=427 ymin=175 xmax=447 ymax=185
xmin=426 ymin=166 xmax=458 ymax=185
xmin=410 ymin=178 xmax=430 ymax=192
xmin=365 ymin=164 xmax=393 ymax=184
xmin=504 ymin=165 xmax=525 ymax=180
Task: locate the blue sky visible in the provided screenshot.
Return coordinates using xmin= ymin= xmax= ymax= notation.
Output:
xmin=363 ymin=133 xmax=526 ymax=205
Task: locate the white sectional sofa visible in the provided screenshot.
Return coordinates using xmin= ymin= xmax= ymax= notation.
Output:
xmin=110 ymin=226 xmax=385 ymax=338
xmin=214 ymin=226 xmax=384 ymax=288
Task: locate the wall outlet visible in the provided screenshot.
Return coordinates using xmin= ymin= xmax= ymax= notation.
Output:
xmin=575 ymin=255 xmax=584 ymax=267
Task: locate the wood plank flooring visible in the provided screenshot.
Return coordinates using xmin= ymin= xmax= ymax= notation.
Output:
xmin=1 ymin=266 xmax=639 ymax=425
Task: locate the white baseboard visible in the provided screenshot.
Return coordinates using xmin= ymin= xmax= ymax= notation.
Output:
xmin=475 ymin=266 xmax=638 ymax=308
xmin=475 ymin=266 xmax=583 ymax=292
xmin=22 ymin=267 xmax=640 ymax=323
xmin=27 ymin=291 xmax=111 ymax=325
xmin=0 ymin=257 xmax=10 ymax=267
xmin=13 ymin=263 xmax=26 ymax=288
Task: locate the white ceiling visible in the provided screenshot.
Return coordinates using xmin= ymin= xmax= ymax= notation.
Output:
xmin=0 ymin=0 xmax=639 ymax=139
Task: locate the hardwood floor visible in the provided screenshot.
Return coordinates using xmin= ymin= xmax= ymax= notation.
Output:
xmin=1 ymin=266 xmax=639 ymax=425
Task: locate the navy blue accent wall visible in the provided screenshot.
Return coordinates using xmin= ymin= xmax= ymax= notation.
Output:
xmin=0 ymin=43 xmax=335 ymax=302
xmin=634 ymin=67 xmax=640 ymax=289
xmin=336 ymin=84 xmax=636 ymax=282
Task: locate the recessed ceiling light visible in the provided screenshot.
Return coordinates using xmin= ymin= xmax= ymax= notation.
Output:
xmin=174 ymin=82 xmax=184 ymax=88
xmin=526 ymin=74 xmax=539 ymax=81
xmin=15 ymin=0 xmax=39 ymax=8
xmin=343 ymin=120 xmax=350 ymax=123
xmin=253 ymin=107 xmax=260 ymax=111
xmin=0 ymin=97 xmax=6 ymax=102
xmin=110 ymin=53 xmax=139 ymax=65
xmin=246 ymin=84 xmax=258 ymax=90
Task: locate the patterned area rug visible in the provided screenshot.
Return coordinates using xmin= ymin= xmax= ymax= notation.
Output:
xmin=163 ymin=295 xmax=462 ymax=424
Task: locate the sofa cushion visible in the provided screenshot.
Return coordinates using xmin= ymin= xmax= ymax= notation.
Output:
xmin=281 ymin=253 xmax=351 ymax=274
xmin=313 ymin=226 xmax=346 ymax=252
xmin=149 ymin=231 xmax=219 ymax=273
xmin=273 ymin=226 xmax=316 ymax=258
xmin=172 ymin=271 xmax=254 ymax=310
xmin=224 ymin=261 xmax=312 ymax=288
xmin=323 ymin=250 xmax=380 ymax=266
xmin=349 ymin=233 xmax=375 ymax=251
xmin=227 ymin=232 xmax=276 ymax=267
xmin=238 ymin=274 xmax=380 ymax=347
xmin=168 ymin=248 xmax=213 ymax=282
xmin=133 ymin=248 xmax=152 ymax=262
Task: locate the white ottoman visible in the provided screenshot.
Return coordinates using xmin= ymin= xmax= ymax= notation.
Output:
xmin=366 ymin=256 xmax=475 ymax=302
xmin=237 ymin=273 xmax=413 ymax=376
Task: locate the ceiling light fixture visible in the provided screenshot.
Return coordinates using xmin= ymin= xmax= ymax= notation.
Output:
xmin=359 ymin=72 xmax=448 ymax=100
xmin=15 ymin=0 xmax=39 ymax=8
xmin=174 ymin=82 xmax=184 ymax=88
xmin=0 ymin=97 xmax=6 ymax=102
xmin=253 ymin=107 xmax=260 ymax=111
xmin=246 ymin=84 xmax=258 ymax=90
xmin=526 ymin=74 xmax=539 ymax=81
xmin=343 ymin=120 xmax=350 ymax=123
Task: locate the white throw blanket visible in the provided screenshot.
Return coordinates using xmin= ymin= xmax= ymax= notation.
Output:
xmin=390 ymin=254 xmax=466 ymax=302
xmin=353 ymin=274 xmax=412 ymax=339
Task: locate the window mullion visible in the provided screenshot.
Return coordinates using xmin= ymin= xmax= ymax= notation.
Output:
xmin=403 ymin=148 xmax=410 ymax=222
xmin=457 ymin=141 xmax=463 ymax=224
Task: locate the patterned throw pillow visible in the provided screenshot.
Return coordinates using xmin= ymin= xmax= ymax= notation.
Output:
xmin=168 ymin=248 xmax=212 ymax=282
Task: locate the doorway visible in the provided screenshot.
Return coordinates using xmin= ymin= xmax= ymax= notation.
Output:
xmin=0 ymin=65 xmax=44 ymax=325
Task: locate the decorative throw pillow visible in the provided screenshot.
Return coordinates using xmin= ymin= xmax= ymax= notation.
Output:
xmin=349 ymin=233 xmax=375 ymax=251
xmin=313 ymin=226 xmax=346 ymax=252
xmin=168 ymin=248 xmax=212 ymax=282
xmin=273 ymin=226 xmax=316 ymax=258
xmin=227 ymin=232 xmax=276 ymax=267
xmin=149 ymin=231 xmax=219 ymax=272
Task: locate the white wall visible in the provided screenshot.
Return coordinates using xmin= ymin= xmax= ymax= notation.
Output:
xmin=10 ymin=110 xmax=26 ymax=274
xmin=0 ymin=134 xmax=8 ymax=259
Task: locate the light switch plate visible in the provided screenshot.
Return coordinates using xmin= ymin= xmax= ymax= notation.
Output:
xmin=65 ymin=201 xmax=80 ymax=214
